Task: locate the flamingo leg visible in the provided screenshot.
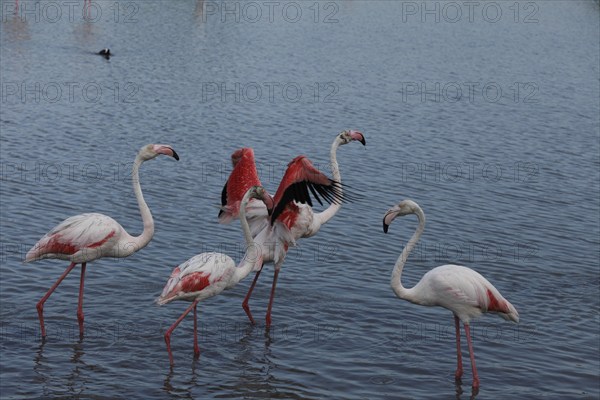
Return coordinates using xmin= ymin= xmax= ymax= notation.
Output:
xmin=193 ymin=302 xmax=200 ymax=358
xmin=164 ymin=299 xmax=199 ymax=366
xmin=265 ymin=268 xmax=280 ymax=329
xmin=36 ymin=262 xmax=78 ymax=339
xmin=454 ymin=314 xmax=463 ymax=380
xmin=242 ymin=262 xmax=264 ymax=324
xmin=77 ymin=263 xmax=87 ymax=338
xmin=464 ymin=323 xmax=480 ymax=388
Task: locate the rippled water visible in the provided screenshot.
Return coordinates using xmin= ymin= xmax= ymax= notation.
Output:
xmin=1 ymin=0 xmax=599 ymax=398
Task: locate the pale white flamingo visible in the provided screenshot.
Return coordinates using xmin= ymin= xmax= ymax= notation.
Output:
xmin=25 ymin=144 xmax=179 ymax=338
xmin=383 ymin=199 xmax=519 ymax=388
xmin=156 ymin=186 xmax=269 ymax=365
xmin=219 ymin=130 xmax=365 ymax=327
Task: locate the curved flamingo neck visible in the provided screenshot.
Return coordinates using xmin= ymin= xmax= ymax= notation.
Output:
xmin=239 ymin=192 xmax=254 ymax=249
xmin=232 ymin=191 xmax=259 ymax=284
xmin=126 ymin=155 xmax=154 ymax=254
xmin=391 ymin=207 xmax=426 ymax=303
xmin=316 ymin=138 xmax=342 ymax=225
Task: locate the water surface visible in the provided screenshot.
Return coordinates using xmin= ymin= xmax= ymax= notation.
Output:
xmin=1 ymin=1 xmax=599 ymax=398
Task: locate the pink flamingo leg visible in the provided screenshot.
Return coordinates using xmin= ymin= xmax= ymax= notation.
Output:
xmin=454 ymin=314 xmax=463 ymax=380
xmin=242 ymin=262 xmax=264 ymax=324
xmin=36 ymin=262 xmax=77 ymax=338
xmin=464 ymin=323 xmax=480 ymax=388
xmin=193 ymin=302 xmax=200 ymax=358
xmin=77 ymin=262 xmax=87 ymax=337
xmin=164 ymin=298 xmax=199 ymax=366
xmin=265 ymin=268 xmax=280 ymax=328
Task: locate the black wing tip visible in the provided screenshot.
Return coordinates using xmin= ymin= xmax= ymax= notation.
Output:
xmin=328 ymin=180 xmax=363 ymax=204
xmin=220 ymin=181 xmax=228 ymax=206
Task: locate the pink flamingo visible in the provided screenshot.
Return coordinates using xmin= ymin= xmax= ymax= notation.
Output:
xmin=156 ymin=186 xmax=269 ymax=365
xmin=25 ymin=144 xmax=179 ymax=338
xmin=383 ymin=199 xmax=519 ymax=388
xmin=219 ymin=130 xmax=365 ymax=327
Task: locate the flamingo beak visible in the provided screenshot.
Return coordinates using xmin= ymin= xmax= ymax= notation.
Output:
xmin=349 ymin=130 xmax=366 ymax=146
xmin=154 ymin=145 xmax=180 ymax=160
xmin=382 ymin=210 xmax=396 ymax=233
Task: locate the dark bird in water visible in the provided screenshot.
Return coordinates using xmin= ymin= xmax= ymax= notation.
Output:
xmin=98 ymin=48 xmax=111 ymax=59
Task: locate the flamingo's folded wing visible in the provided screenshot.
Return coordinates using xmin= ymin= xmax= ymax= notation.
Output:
xmin=156 ymin=252 xmax=235 ymax=304
xmin=25 ymin=213 xmax=120 ymax=262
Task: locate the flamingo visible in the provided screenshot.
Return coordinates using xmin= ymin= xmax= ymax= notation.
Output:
xmin=383 ymin=199 xmax=519 ymax=388
xmin=25 ymin=144 xmax=179 ymax=339
xmin=156 ymin=186 xmax=270 ymax=365
xmin=219 ymin=130 xmax=365 ymax=327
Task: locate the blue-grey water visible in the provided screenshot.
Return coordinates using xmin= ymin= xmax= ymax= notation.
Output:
xmin=1 ymin=1 xmax=599 ymax=398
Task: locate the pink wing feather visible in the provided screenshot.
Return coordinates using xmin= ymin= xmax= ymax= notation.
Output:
xmin=156 ymin=252 xmax=235 ymax=305
xmin=219 ymin=148 xmax=266 ymax=223
xmin=270 ymin=156 xmax=343 ymax=224
xmin=25 ymin=213 xmax=120 ymax=262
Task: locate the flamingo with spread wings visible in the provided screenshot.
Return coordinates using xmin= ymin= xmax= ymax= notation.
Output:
xmin=219 ymin=130 xmax=365 ymax=327
xmin=25 ymin=144 xmax=179 ymax=338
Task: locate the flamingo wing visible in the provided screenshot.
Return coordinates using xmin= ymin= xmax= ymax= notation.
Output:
xmin=157 ymin=252 xmax=236 ymax=304
xmin=219 ymin=148 xmax=266 ymax=223
xmin=270 ymin=156 xmax=344 ymax=224
xmin=25 ymin=213 xmax=122 ymax=262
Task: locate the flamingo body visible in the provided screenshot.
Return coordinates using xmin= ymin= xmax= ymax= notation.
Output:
xmin=158 ymin=186 xmax=269 ymax=365
xmin=383 ymin=199 xmax=518 ymax=388
xmin=406 ymin=264 xmax=518 ymax=324
xmin=157 ymin=252 xmax=237 ymax=305
xmin=25 ymin=213 xmax=125 ymax=263
xmin=287 ymin=203 xmax=321 ymax=238
xmin=26 ymin=144 xmax=179 ymax=338
xmin=219 ymin=130 xmax=365 ymax=327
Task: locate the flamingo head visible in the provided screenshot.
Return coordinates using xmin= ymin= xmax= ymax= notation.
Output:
xmin=338 ymin=130 xmax=366 ymax=146
xmin=383 ymin=200 xmax=421 ymax=233
xmin=139 ymin=144 xmax=180 ymax=161
xmin=247 ymin=185 xmax=274 ymax=211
